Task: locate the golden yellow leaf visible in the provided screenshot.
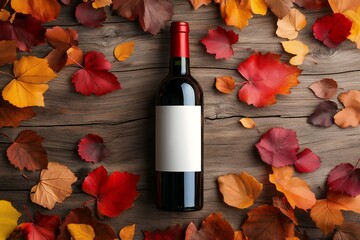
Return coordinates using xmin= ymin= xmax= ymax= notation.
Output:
xmin=0 ymin=9 xmax=10 ymax=21
xmin=239 ymin=117 xmax=256 ymax=129
xmin=114 ymin=41 xmax=135 ymax=62
xmin=244 ymin=0 xmax=267 ymax=15
xmin=30 ymin=162 xmax=77 ymax=209
xmin=219 ymin=0 xmax=253 ymax=30
xmin=281 ymin=40 xmax=309 ymax=65
xmin=329 ymin=0 xmax=360 ymax=13
xmin=0 ymin=200 xmax=21 ymax=240
xmin=276 ymin=8 xmax=307 ymax=40
xmin=344 ymin=7 xmax=360 ymax=48
xmin=119 ymin=224 xmax=136 ymax=240
xmin=218 ymin=172 xmax=263 ymax=209
xmin=67 ymin=223 xmax=95 ymax=240
xmin=269 ymin=166 xmax=316 ymax=210
xmin=2 ymin=56 xmax=57 ymax=108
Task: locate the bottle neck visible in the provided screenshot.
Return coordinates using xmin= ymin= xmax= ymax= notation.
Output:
xmin=169 ymin=22 xmax=190 ymax=76
xmin=169 ymin=57 xmax=190 ymax=76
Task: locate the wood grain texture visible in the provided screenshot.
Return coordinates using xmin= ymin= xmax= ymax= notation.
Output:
xmin=1 ymin=1 xmax=360 ymax=239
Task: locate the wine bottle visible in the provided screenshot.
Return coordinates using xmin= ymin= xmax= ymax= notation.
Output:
xmin=155 ymin=21 xmax=203 ymax=211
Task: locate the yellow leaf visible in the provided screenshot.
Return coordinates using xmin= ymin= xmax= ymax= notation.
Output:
xmin=2 ymin=56 xmax=57 ymax=108
xmin=92 ymin=0 xmax=112 ymax=8
xmin=344 ymin=7 xmax=360 ymax=48
xmin=276 ymin=8 xmax=307 ymax=40
xmin=281 ymin=40 xmax=309 ymax=65
xmin=219 ymin=0 xmax=253 ymax=30
xmin=119 ymin=224 xmax=136 ymax=240
xmin=30 ymin=162 xmax=77 ymax=209
xmin=329 ymin=0 xmax=360 ymax=13
xmin=189 ymin=0 xmax=212 ymax=10
xmin=0 ymin=9 xmax=10 ymax=21
xmin=269 ymin=166 xmax=316 ymax=210
xmin=114 ymin=41 xmax=135 ymax=62
xmin=218 ymin=172 xmax=263 ymax=209
xmin=67 ymin=223 xmax=95 ymax=240
xmin=244 ymin=0 xmax=267 ymax=15
xmin=239 ymin=117 xmax=256 ymax=129
xmin=0 ymin=200 xmax=21 ymax=240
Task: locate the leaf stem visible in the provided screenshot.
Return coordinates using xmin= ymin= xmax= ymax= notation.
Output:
xmin=83 ymin=198 xmax=96 ymax=207
xmin=67 ymin=55 xmax=84 ymax=69
xmin=23 ymin=205 xmax=34 ymax=223
xmin=235 ymin=81 xmax=246 ymax=87
xmin=0 ymin=131 xmax=14 ymax=143
xmin=0 ymin=70 xmax=14 ymax=78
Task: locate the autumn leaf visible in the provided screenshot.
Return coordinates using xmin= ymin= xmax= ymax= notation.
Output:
xmin=312 ymin=13 xmax=352 ymax=48
xmin=0 ymin=8 xmax=10 ymax=21
xmin=112 ymin=0 xmax=174 ymax=35
xmin=0 ymin=200 xmax=21 ymax=240
xmin=309 ymin=78 xmax=339 ymax=99
xmin=90 ymin=0 xmax=112 ymax=8
xmin=0 ymin=98 xmax=36 ymax=127
xmin=82 ymin=166 xmax=139 ymax=218
xmin=242 ymin=204 xmax=295 ymax=239
xmin=307 ymin=100 xmax=338 ymax=128
xmin=237 ymin=52 xmax=301 ymax=107
xmin=2 ymin=56 xmax=57 ymax=108
xmin=273 ymin=196 xmax=298 ymax=225
xmin=200 ymin=26 xmax=239 ymax=60
xmin=72 ymin=51 xmax=121 ymax=96
xmin=78 ymin=134 xmax=110 ymax=163
xmin=328 ymin=0 xmax=360 ymax=13
xmin=67 ymin=224 xmax=95 ymax=240
xmin=58 ymin=207 xmax=116 ymax=240
xmin=76 ymin=1 xmax=106 ymax=28
xmin=11 ymin=0 xmax=60 ymax=22
xmin=333 ymin=222 xmax=360 ymax=240
xmin=119 ymin=224 xmax=135 ymax=240
xmin=189 ymin=0 xmax=211 ymax=9
xmin=0 ymin=13 xmax=46 ymax=51
xmin=144 ymin=224 xmax=184 ymax=240
xmin=282 ymin=40 xmax=309 ymax=65
xmin=269 ymin=166 xmax=317 ymax=210
xmin=215 ymin=76 xmax=236 ymax=94
xmin=327 ymin=162 xmax=360 ymax=197
xmin=344 ymin=7 xmax=360 ymax=48
xmin=244 ymin=0 xmax=268 ymax=15
xmin=292 ymin=0 xmax=329 ymax=9
xmin=294 ymin=148 xmax=321 ymax=173
xmin=233 ymin=230 xmax=247 ymax=240
xmin=30 ymin=162 xmax=77 ymax=209
xmin=276 ymin=8 xmax=307 ymax=40
xmin=9 ymin=212 xmax=60 ymax=240
xmin=114 ymin=41 xmax=135 ymax=61
xmin=216 ymin=0 xmax=253 ymax=30
xmin=265 ymin=0 xmax=294 ymax=18
xmin=256 ymin=127 xmax=299 ymax=167
xmin=239 ymin=117 xmax=257 ymax=129
xmin=0 ymin=40 xmax=16 ymax=66
xmin=185 ymin=212 xmax=234 ymax=240
xmin=334 ymin=90 xmax=360 ymax=128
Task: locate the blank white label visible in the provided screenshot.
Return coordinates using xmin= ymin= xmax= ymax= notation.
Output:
xmin=156 ymin=106 xmax=202 ymax=172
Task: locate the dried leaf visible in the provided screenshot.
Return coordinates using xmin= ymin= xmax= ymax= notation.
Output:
xmin=67 ymin=224 xmax=95 ymax=240
xmin=334 ymin=90 xmax=360 ymax=128
xmin=273 ymin=196 xmax=298 ymax=224
xmin=10 ymin=0 xmax=60 ymax=22
xmin=265 ymin=0 xmax=294 ymax=18
xmin=78 ymin=134 xmax=110 ymax=163
xmin=282 ymin=40 xmax=309 ymax=65
xmin=308 ymin=101 xmax=338 ymax=128
xmin=76 ymin=1 xmax=106 ymax=28
xmin=119 ymin=224 xmax=135 ymax=240
xmin=327 ymin=162 xmax=360 ymax=197
xmin=0 ymin=40 xmax=16 ymax=66
xmin=0 ymin=98 xmax=36 ymax=127
xmin=276 ymin=8 xmax=307 ymax=40
xmin=309 ymin=78 xmax=338 ymax=99
xmin=215 ymin=76 xmax=236 ymax=93
xmin=114 ymin=41 xmax=135 ymax=61
xmin=0 ymin=200 xmax=21 ymax=240
xmin=239 ymin=117 xmax=256 ymax=129
xmin=294 ymin=148 xmax=321 ymax=173
xmin=333 ymin=222 xmax=360 ymax=240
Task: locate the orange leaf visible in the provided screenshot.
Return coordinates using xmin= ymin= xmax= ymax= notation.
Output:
xmin=269 ymin=166 xmax=316 ymax=210
xmin=334 ymin=90 xmax=360 ymax=128
xmin=265 ymin=0 xmax=294 ymax=18
xmin=276 ymin=8 xmax=307 ymax=40
xmin=239 ymin=117 xmax=256 ymax=129
xmin=329 ymin=0 xmax=360 ymax=13
xmin=234 ymin=230 xmax=247 ymax=240
xmin=189 ymin=0 xmax=211 ymax=9
xmin=119 ymin=224 xmax=135 ymax=240
xmin=218 ymin=172 xmax=263 ymax=209
xmin=217 ymin=0 xmax=253 ymax=30
xmin=244 ymin=0 xmax=268 ymax=15
xmin=87 ymin=0 xmax=112 ymax=8
xmin=0 ymin=8 xmax=10 ymax=21
xmin=10 ymin=0 xmax=60 ymax=22
xmin=215 ymin=76 xmax=236 ymax=93
xmin=273 ymin=196 xmax=298 ymax=225
xmin=114 ymin=41 xmax=135 ymax=62
xmin=0 ymin=40 xmax=16 ymax=66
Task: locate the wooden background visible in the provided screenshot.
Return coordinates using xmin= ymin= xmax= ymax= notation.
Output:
xmin=1 ymin=1 xmax=360 ymax=239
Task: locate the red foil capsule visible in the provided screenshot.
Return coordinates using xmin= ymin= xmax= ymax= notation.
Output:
xmin=170 ymin=21 xmax=189 ymax=58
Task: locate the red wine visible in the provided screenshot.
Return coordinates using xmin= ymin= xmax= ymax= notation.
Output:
xmin=155 ymin=21 xmax=203 ymax=211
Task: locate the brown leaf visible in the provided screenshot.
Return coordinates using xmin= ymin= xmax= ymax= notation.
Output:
xmin=334 ymin=90 xmax=360 ymax=128
xmin=0 ymin=98 xmax=36 ymax=127
xmin=333 ymin=222 xmax=360 ymax=240
xmin=309 ymin=78 xmax=338 ymax=99
xmin=265 ymin=0 xmax=294 ymax=18
xmin=273 ymin=196 xmax=298 ymax=225
xmin=0 ymin=40 xmax=16 ymax=66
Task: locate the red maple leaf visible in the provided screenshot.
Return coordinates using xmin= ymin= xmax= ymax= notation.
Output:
xmin=0 ymin=13 xmax=46 ymax=51
xmin=78 ymin=134 xmax=110 ymax=163
xmin=294 ymin=148 xmax=321 ymax=173
xmin=82 ymin=166 xmax=139 ymax=218
xmin=144 ymin=225 xmax=184 ymax=240
xmin=255 ymin=127 xmax=299 ymax=167
xmin=237 ymin=52 xmax=301 ymax=107
xmin=0 ymin=98 xmax=36 ymax=127
xmin=71 ymin=51 xmax=121 ymax=96
xmin=112 ymin=0 xmax=173 ymax=35
xmin=200 ymin=26 xmax=238 ymax=60
xmin=312 ymin=13 xmax=352 ymax=48
xmin=75 ymin=1 xmax=106 ymax=28
xmin=327 ymin=161 xmax=360 ymax=197
xmin=6 ymin=130 xmax=48 ymax=171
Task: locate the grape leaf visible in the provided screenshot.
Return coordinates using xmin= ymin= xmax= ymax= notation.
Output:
xmin=58 ymin=207 xmax=116 ymax=240
xmin=334 ymin=90 xmax=360 ymax=128
xmin=216 ymin=0 xmax=253 ymax=30
xmin=328 ymin=0 xmax=360 ymax=13
xmin=256 ymin=127 xmax=299 ymax=167
xmin=200 ymin=26 xmax=239 ymax=60
xmin=185 ymin=212 xmax=234 ymax=240
xmin=0 ymin=200 xmax=21 ymax=240
xmin=242 ymin=204 xmax=295 ymax=239
xmin=0 ymin=98 xmax=36 ymax=127
xmin=292 ymin=0 xmax=329 ymax=9
xmin=78 ymin=134 xmax=110 ymax=163
xmin=282 ymin=40 xmax=309 ymax=65
xmin=189 ymin=0 xmax=211 ymax=9
xmin=0 ymin=13 xmax=46 ymax=51
xmin=308 ymin=100 xmax=338 ymax=128
xmin=112 ymin=0 xmax=174 ymax=35
xmin=269 ymin=166 xmax=317 ymax=210
xmin=0 ymin=40 xmax=16 ymax=66
xmin=327 ymin=162 xmax=360 ymax=197
xmin=294 ymin=148 xmax=321 ymax=173
xmin=76 ymin=1 xmax=106 ymax=28
xmin=67 ymin=224 xmax=95 ymax=240
xmin=144 ymin=224 xmax=183 ymax=240
xmin=82 ymin=166 xmax=139 ymax=218
xmin=119 ymin=224 xmax=135 ymax=240
xmin=10 ymin=0 xmax=60 ymax=22
xmin=215 ymin=76 xmax=236 ymax=94
xmin=344 ymin=7 xmax=360 ymax=48
xmin=237 ymin=52 xmax=301 ymax=107
xmin=333 ymin=222 xmax=360 ymax=240
xmin=2 ymin=56 xmax=57 ymax=108
xmin=6 ymin=130 xmax=47 ymax=171
xmin=312 ymin=13 xmax=352 ymax=48
xmin=114 ymin=41 xmax=135 ymax=62
xmin=72 ymin=51 xmax=121 ymax=96
xmin=30 ymin=162 xmax=77 ymax=209
xmin=309 ymin=78 xmax=338 ymax=99
xmin=218 ymin=172 xmax=263 ymax=209
xmin=265 ymin=0 xmax=294 ymax=18
xmin=276 ymin=8 xmax=307 ymax=40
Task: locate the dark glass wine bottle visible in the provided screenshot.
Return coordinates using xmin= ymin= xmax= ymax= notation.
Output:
xmin=155 ymin=21 xmax=203 ymax=211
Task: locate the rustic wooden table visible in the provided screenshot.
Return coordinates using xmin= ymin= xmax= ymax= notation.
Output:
xmin=1 ymin=1 xmax=360 ymax=239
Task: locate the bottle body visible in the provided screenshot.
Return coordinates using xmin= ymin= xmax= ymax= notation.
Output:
xmin=155 ymin=22 xmax=203 ymax=211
